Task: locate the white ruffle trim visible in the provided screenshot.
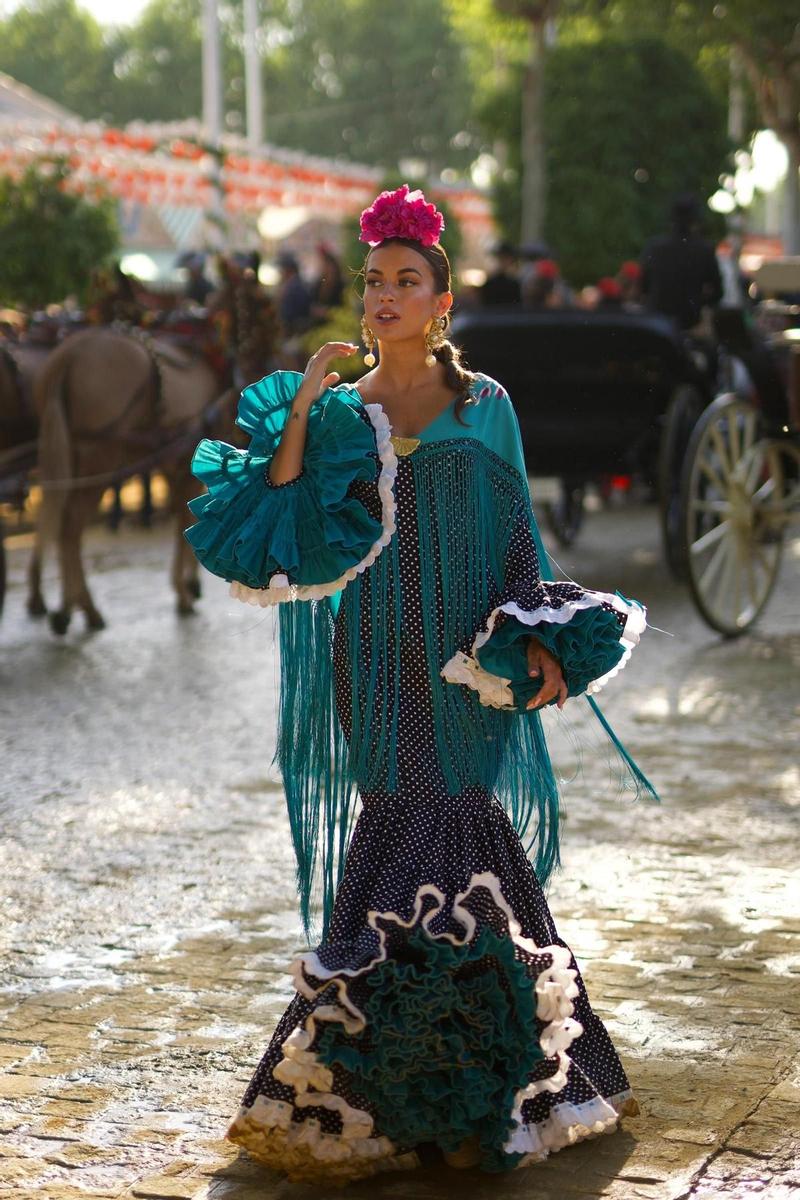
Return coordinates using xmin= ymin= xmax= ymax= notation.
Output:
xmin=226 ymin=1093 xmax=416 ymax=1181
xmin=441 ymin=591 xmax=647 ymax=710
xmin=228 ymin=400 xmax=397 ymax=606
xmin=508 ymin=1087 xmax=637 ymax=1163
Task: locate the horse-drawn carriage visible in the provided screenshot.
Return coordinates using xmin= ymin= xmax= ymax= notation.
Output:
xmin=451 ymin=289 xmax=799 ymax=637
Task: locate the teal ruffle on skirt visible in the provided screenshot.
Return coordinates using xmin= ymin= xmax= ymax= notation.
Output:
xmin=476 ymin=596 xmax=642 ymax=709
xmin=184 ymin=371 xmax=383 ymax=589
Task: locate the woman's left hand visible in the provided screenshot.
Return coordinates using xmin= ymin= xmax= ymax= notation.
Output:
xmin=526 ymin=636 xmax=568 ymax=710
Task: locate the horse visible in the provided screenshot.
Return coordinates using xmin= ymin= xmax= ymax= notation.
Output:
xmin=31 ymin=327 xmax=239 ymax=633
xmin=0 ymin=338 xmax=52 ymax=615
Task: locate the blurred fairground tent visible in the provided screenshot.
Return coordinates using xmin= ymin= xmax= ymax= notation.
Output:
xmin=0 ymin=70 xmax=493 ymax=287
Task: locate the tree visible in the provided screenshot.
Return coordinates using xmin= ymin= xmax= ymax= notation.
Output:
xmin=684 ymin=1 xmax=800 ymax=253
xmin=0 ymin=0 xmax=114 ymax=119
xmin=0 ymin=162 xmax=119 ymax=309
xmin=576 ymin=0 xmax=800 ymax=252
xmin=253 ymin=0 xmax=479 ymax=173
xmin=479 ymin=37 xmax=728 ymax=282
xmin=493 ymin=0 xmax=560 ymax=242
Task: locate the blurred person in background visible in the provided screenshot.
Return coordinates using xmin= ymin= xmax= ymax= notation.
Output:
xmin=595 ymin=276 xmax=624 ymax=311
xmin=617 ymin=261 xmax=643 ymax=309
xmin=640 ymin=194 xmax=723 ymax=332
xmin=209 ymin=252 xmax=279 ymax=387
xmin=480 ymin=240 xmax=521 ymax=306
xmin=184 ymin=254 xmax=214 ymax=307
xmin=521 ymin=257 xmax=563 ymax=309
xmin=521 ymin=243 xmax=576 ymax=308
xmin=86 ymin=265 xmax=143 ymax=326
xmin=276 ymin=249 xmax=313 ymax=367
xmin=310 ymin=241 xmax=345 ymax=323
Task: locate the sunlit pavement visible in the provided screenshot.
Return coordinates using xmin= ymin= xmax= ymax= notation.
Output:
xmin=0 ymin=501 xmax=798 ymax=1200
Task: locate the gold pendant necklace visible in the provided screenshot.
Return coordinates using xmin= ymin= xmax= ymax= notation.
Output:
xmin=390 ymin=435 xmax=421 ymax=457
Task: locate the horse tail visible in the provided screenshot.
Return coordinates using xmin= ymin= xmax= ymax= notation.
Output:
xmin=35 ymin=348 xmax=74 ymax=548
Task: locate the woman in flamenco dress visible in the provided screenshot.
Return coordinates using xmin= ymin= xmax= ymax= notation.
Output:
xmin=185 ymin=185 xmax=655 ymax=1184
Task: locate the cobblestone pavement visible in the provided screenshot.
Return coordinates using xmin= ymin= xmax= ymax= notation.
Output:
xmin=0 ymin=501 xmax=798 ymax=1200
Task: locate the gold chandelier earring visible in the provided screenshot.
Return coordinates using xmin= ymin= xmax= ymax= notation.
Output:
xmin=361 ymin=316 xmax=376 ymax=367
xmin=425 ymin=315 xmax=447 ymax=368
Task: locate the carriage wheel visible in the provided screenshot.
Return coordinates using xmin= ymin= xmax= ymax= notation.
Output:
xmin=680 ymin=393 xmax=788 ymax=637
xmin=542 ymin=479 xmax=586 ymax=548
xmin=658 ymin=385 xmax=705 ymax=580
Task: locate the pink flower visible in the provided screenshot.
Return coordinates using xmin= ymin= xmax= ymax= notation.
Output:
xmin=359 ymin=184 xmax=445 ymax=248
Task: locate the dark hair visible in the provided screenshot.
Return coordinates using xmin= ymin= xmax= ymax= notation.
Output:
xmin=360 ymin=236 xmax=477 ymax=424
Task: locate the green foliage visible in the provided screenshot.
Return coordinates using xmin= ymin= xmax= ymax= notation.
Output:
xmin=564 ymin=0 xmax=794 ymax=150
xmin=480 ymin=37 xmax=729 ymax=282
xmin=301 ymin=306 xmax=364 ymax=381
xmin=0 ymin=162 xmax=119 ymax=309
xmin=0 ymin=0 xmax=480 ymax=174
xmin=105 ymin=0 xmax=245 ymax=127
xmin=260 ymin=0 xmax=477 ymax=172
xmin=0 ymin=0 xmax=114 ymax=119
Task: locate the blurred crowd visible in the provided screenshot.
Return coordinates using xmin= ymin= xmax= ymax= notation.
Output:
xmin=78 ymin=239 xmax=349 ymax=387
xmin=473 ymin=195 xmax=731 ymax=335
xmin=5 ymin=193 xmax=772 ymax=390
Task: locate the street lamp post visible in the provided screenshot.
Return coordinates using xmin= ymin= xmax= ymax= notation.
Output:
xmin=244 ymin=0 xmax=264 ymax=150
xmin=201 ymin=0 xmax=226 ymax=251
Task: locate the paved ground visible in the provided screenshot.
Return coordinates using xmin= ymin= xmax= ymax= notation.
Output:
xmin=0 ymin=498 xmax=798 ymax=1200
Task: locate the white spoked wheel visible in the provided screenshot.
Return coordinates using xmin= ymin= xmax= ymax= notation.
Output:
xmin=680 ymin=393 xmax=792 ymax=637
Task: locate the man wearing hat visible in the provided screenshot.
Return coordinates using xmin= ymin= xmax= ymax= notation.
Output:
xmin=481 ymin=240 xmax=522 ymax=306
xmin=640 ymin=194 xmax=723 ymax=331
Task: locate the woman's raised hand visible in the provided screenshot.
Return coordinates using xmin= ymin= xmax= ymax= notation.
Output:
xmin=298 ymin=341 xmax=358 ymax=406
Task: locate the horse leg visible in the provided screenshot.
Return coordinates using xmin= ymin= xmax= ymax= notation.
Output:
xmin=140 ymin=472 xmax=153 ymax=528
xmin=74 ymin=487 xmax=107 ymax=630
xmin=108 ymin=483 xmax=123 ymax=531
xmin=167 ymin=469 xmax=200 ymax=614
xmin=26 ymin=536 xmax=48 ymax=616
xmin=50 ymin=487 xmax=106 ymax=634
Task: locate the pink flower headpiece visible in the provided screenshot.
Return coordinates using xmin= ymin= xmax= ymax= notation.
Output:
xmin=359 ymin=184 xmax=445 ymax=248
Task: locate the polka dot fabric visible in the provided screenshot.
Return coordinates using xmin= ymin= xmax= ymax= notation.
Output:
xmin=226 ymin=431 xmax=639 ymax=1183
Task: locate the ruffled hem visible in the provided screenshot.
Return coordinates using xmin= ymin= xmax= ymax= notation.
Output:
xmin=225 ymin=874 xmax=637 ymax=1184
xmin=226 ymin=1087 xmax=637 ymax=1184
xmin=441 ymin=591 xmax=646 ymax=711
xmin=229 ymin=401 xmax=397 ymax=605
xmin=510 ymin=1088 xmax=638 ymax=1163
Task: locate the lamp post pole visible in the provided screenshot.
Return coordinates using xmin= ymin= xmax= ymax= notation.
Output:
xmin=244 ymin=0 xmax=264 ymax=150
xmin=201 ymin=0 xmax=226 ymax=251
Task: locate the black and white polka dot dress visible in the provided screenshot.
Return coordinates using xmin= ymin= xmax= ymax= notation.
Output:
xmin=225 ymin=408 xmax=642 ymax=1185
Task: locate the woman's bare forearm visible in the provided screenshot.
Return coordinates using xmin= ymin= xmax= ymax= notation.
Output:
xmin=267 ymin=341 xmax=358 ymax=485
xmin=268 ymin=387 xmax=315 ymax=484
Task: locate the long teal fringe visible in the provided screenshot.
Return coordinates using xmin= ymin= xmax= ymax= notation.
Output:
xmin=275 ymin=598 xmax=357 ymax=939
xmin=276 ymin=438 xmax=656 ymax=941
xmin=523 ymin=474 xmax=660 ymax=807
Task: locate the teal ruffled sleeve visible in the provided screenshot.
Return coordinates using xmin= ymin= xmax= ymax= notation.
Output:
xmin=184 ymin=371 xmax=397 ymax=604
xmin=472 ymin=590 xmax=647 ymax=710
xmin=441 ymin=420 xmax=647 ymax=712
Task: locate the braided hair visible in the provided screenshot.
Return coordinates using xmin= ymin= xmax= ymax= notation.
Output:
xmin=359 ymin=236 xmax=478 ymax=424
